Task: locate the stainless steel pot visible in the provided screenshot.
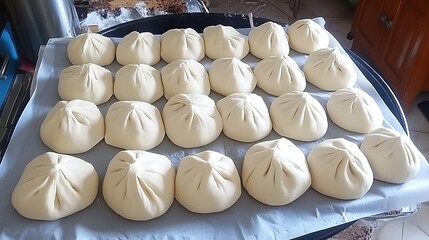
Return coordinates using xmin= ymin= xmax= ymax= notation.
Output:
xmin=1 ymin=0 xmax=80 ymax=63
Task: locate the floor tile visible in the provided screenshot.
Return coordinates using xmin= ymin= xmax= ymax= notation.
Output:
xmin=406 ymin=93 xmax=429 ymax=133
xmin=323 ymin=16 xmax=353 ymax=49
xmin=409 ymin=131 xmax=429 ymax=162
xmin=373 ymin=203 xmax=429 ymax=240
xmin=299 ymin=0 xmax=355 ymax=19
xmin=410 ymin=202 xmax=429 ymax=236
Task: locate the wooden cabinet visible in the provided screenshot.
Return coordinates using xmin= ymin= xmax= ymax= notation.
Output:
xmin=351 ymin=0 xmax=429 ymax=111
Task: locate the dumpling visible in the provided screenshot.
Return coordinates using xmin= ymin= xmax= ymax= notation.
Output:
xmin=116 ymin=31 xmax=161 ymax=65
xmin=161 ymin=28 xmax=205 ymax=63
xmin=114 ymin=64 xmax=163 ymax=103
xmin=270 ymin=92 xmax=327 ymax=141
xmin=67 ymin=33 xmax=115 ymax=66
xmin=208 ymin=57 xmax=257 ymax=96
xmin=287 ymin=19 xmax=329 ymax=54
xmin=175 ymin=151 xmax=241 ymax=213
xmin=105 ymin=101 xmax=165 ymax=150
xmin=361 ymin=127 xmax=420 ymax=184
xmin=327 ymin=88 xmax=383 ymax=133
xmin=248 ymin=22 xmax=289 ymax=59
xmin=303 ymin=47 xmax=357 ymax=91
xmin=103 ymin=150 xmax=175 ymax=221
xmin=161 ymin=59 xmax=210 ymax=100
xmin=40 ymin=99 xmax=105 ymax=154
xmin=12 ymin=152 xmax=98 ymax=220
xmin=203 ymin=25 xmax=249 ymax=60
xmin=162 ymin=94 xmax=222 ymax=148
xmin=307 ymin=138 xmax=373 ymax=200
xmin=242 ymin=138 xmax=311 ymax=206
xmin=58 ymin=63 xmax=113 ymax=105
xmin=254 ymin=56 xmax=306 ymax=96
xmin=217 ymin=93 xmax=272 ymax=142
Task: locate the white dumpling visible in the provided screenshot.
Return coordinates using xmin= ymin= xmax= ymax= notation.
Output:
xmin=116 ymin=31 xmax=161 ymax=65
xmin=103 ymin=150 xmax=175 ymax=221
xmin=161 ymin=28 xmax=205 ymax=63
xmin=114 ymin=64 xmax=163 ymax=103
xmin=254 ymin=56 xmax=306 ymax=96
xmin=217 ymin=93 xmax=272 ymax=142
xmin=270 ymin=92 xmax=327 ymax=141
xmin=12 ymin=152 xmax=98 ymax=220
xmin=162 ymin=94 xmax=222 ymax=148
xmin=161 ymin=59 xmax=210 ymax=100
xmin=67 ymin=33 xmax=115 ymax=66
xmin=307 ymin=138 xmax=373 ymax=200
xmin=40 ymin=100 xmax=105 ymax=154
xmin=105 ymin=101 xmax=165 ymax=150
xmin=303 ymin=47 xmax=357 ymax=91
xmin=203 ymin=25 xmax=249 ymax=59
xmin=58 ymin=63 xmax=113 ymax=105
xmin=361 ymin=127 xmax=421 ymax=184
xmin=327 ymin=88 xmax=383 ymax=133
xmin=242 ymin=138 xmax=311 ymax=206
xmin=208 ymin=57 xmax=257 ymax=96
xmin=175 ymin=151 xmax=241 ymax=213
xmin=248 ymin=22 xmax=289 ymax=59
xmin=287 ymin=19 xmax=330 ymax=54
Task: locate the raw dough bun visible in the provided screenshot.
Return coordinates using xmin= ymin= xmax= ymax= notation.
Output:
xmin=270 ymin=91 xmax=327 ymax=141
xmin=175 ymin=150 xmax=241 ymax=213
xmin=242 ymin=138 xmax=311 ymax=206
xmin=254 ymin=56 xmax=306 ymax=96
xmin=203 ymin=25 xmax=249 ymax=59
xmin=114 ymin=64 xmax=163 ymax=103
xmin=361 ymin=127 xmax=421 ymax=184
xmin=12 ymin=152 xmax=98 ymax=220
xmin=116 ymin=31 xmax=161 ymax=65
xmin=161 ymin=28 xmax=204 ymax=63
xmin=307 ymin=138 xmax=373 ymax=200
xmin=58 ymin=63 xmax=113 ymax=105
xmin=40 ymin=99 xmax=105 ymax=154
xmin=208 ymin=57 xmax=257 ymax=96
xmin=304 ymin=47 xmax=357 ymax=91
xmin=162 ymin=94 xmax=222 ymax=148
xmin=103 ymin=150 xmax=175 ymax=221
xmin=105 ymin=101 xmax=165 ymax=150
xmin=327 ymin=88 xmax=383 ymax=133
xmin=67 ymin=33 xmax=115 ymax=66
xmin=248 ymin=22 xmax=289 ymax=59
xmin=161 ymin=59 xmax=210 ymax=100
xmin=287 ymin=19 xmax=329 ymax=54
xmin=217 ymin=93 xmax=272 ymax=142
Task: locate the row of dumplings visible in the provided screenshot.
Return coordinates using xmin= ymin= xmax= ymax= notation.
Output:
xmin=41 ymin=88 xmax=383 ymax=155
xmin=59 ymin=47 xmax=357 ymax=106
xmin=12 ymin=131 xmax=421 ymax=221
xmin=67 ymin=19 xmax=329 ymax=67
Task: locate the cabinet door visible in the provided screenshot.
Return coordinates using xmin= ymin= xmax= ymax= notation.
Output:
xmin=379 ymin=0 xmax=429 ymax=95
xmin=351 ymin=0 xmax=391 ymax=62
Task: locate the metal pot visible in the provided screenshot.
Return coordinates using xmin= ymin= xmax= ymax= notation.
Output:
xmin=1 ymin=0 xmax=80 ymax=63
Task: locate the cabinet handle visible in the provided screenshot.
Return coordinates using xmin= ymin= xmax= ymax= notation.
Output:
xmin=380 ymin=14 xmax=388 ymax=23
xmin=385 ymin=20 xmax=394 ymax=29
xmin=380 ymin=14 xmax=394 ymax=30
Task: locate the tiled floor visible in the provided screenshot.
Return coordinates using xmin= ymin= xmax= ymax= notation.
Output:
xmin=209 ymin=0 xmax=429 ymax=239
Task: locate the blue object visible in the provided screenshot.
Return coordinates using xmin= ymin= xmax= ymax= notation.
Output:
xmin=0 ymin=22 xmax=20 ymax=114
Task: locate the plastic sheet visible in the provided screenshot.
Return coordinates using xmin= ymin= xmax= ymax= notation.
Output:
xmin=1 ymin=19 xmax=429 ymax=239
